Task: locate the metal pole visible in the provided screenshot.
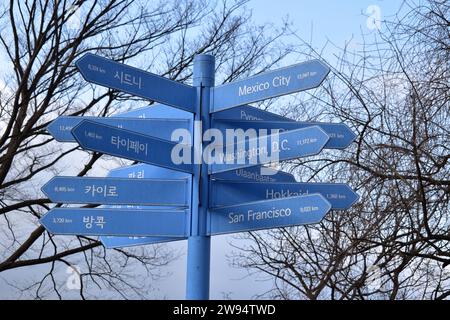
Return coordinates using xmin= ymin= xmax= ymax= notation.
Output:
xmin=186 ymin=54 xmax=215 ymax=300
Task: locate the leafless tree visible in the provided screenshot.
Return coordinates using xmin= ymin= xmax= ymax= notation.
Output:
xmin=231 ymin=0 xmax=449 ymax=300
xmin=0 ymin=0 xmax=293 ymax=299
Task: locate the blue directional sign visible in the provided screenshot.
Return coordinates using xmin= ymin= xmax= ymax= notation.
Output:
xmin=100 ymin=236 xmax=187 ymax=249
xmin=209 ymin=126 xmax=329 ymax=174
xmin=76 ymin=54 xmax=196 ymax=112
xmin=40 ymin=208 xmax=189 ymax=237
xmin=72 ymin=120 xmax=193 ymax=173
xmin=42 ymin=176 xmax=189 ymax=206
xmin=210 ymin=181 xmax=359 ymax=210
xmin=212 ymin=60 xmax=330 ymax=112
xmin=47 ymin=116 xmax=191 ymax=142
xmin=212 ymin=166 xmax=296 ymax=183
xmin=213 ymin=120 xmax=356 ymax=150
xmin=212 ymin=105 xmax=294 ymax=122
xmin=208 ymin=194 xmax=331 ymax=235
xmin=114 ymin=104 xmax=193 ymax=120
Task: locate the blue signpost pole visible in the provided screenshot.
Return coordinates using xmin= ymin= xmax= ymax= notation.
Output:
xmin=186 ymin=55 xmax=215 ymax=299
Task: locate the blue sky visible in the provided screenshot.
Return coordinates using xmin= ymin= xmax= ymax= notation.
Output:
xmin=250 ymin=0 xmax=405 ymax=61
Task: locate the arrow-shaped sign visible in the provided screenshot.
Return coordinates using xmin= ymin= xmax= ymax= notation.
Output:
xmin=72 ymin=120 xmax=194 ymax=173
xmin=40 ymin=208 xmax=189 ymax=237
xmin=76 ymin=53 xmax=196 ymax=112
xmin=212 ymin=60 xmax=330 ymax=112
xmin=208 ymin=194 xmax=331 ymax=235
xmin=209 ymin=126 xmax=329 ymax=174
xmin=210 ymin=181 xmax=359 ymax=210
xmin=213 ymin=120 xmax=356 ymax=150
xmin=42 ymin=176 xmax=190 ymax=206
xmin=47 ymin=116 xmax=191 ymax=143
xmin=100 ymin=236 xmax=187 ymax=249
xmin=211 ymin=166 xmax=296 ymax=183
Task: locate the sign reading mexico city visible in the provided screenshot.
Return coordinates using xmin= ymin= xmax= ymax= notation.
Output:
xmin=41 ymin=52 xmax=358 ymax=299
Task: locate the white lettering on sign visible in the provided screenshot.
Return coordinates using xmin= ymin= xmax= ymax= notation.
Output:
xmin=52 ymin=217 xmax=73 ymax=224
xmin=227 ymin=207 xmax=292 ymax=224
xmin=84 ymin=184 xmax=118 ymax=197
xmin=297 ymin=71 xmax=317 ymax=80
xmin=85 ymin=130 xmax=103 ymax=140
xmin=83 ymin=216 xmax=106 ymax=229
xmin=88 ymin=64 xmax=106 ymax=74
xmin=272 ymin=76 xmax=291 ymax=88
xmin=300 ymin=206 xmax=319 ymax=213
xmin=234 ymin=168 xmax=277 ymax=183
xmin=240 ymin=110 xmax=263 ymax=120
xmin=266 ymin=189 xmax=344 ymax=201
xmin=59 ymin=125 xmax=74 ymax=132
xmin=54 ymin=186 xmax=75 ymax=193
xmin=111 ymin=135 xmax=148 ymax=156
xmin=127 ymin=170 xmax=145 ymax=179
xmin=237 ymin=75 xmax=291 ymax=97
xmin=296 ymin=137 xmax=318 ymax=146
xmin=266 ymin=188 xmax=310 ymax=199
xmin=238 ymin=82 xmax=270 ymax=97
xmin=219 ymin=144 xmax=268 ymax=164
xmin=114 ymin=71 xmax=142 ymax=89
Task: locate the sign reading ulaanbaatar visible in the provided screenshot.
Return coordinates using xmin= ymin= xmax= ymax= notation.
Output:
xmin=40 ymin=208 xmax=189 ymax=237
xmin=212 ymin=60 xmax=330 ymax=112
xmin=210 ymin=181 xmax=359 ymax=210
xmin=47 ymin=116 xmax=190 ymax=142
xmin=209 ymin=126 xmax=329 ymax=174
xmin=72 ymin=120 xmax=194 ymax=173
xmin=208 ymin=194 xmax=331 ymax=235
xmin=76 ymin=54 xmax=197 ymax=112
xmin=40 ymin=53 xmax=358 ymax=299
xmin=212 ymin=166 xmax=296 ymax=183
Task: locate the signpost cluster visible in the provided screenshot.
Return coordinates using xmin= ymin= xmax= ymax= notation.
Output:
xmin=40 ymin=53 xmax=358 ymax=299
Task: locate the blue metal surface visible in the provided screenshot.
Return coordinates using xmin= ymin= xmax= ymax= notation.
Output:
xmin=212 ymin=60 xmax=330 ymax=112
xmin=210 ymin=181 xmax=359 ymax=210
xmin=41 ymin=176 xmax=189 ymax=206
xmin=209 ymin=126 xmax=329 ymax=174
xmin=72 ymin=120 xmax=194 ymax=173
xmin=76 ymin=53 xmax=196 ymax=112
xmin=208 ymin=194 xmax=332 ymax=235
xmin=47 ymin=116 xmax=191 ymax=143
xmin=212 ymin=105 xmax=294 ymax=122
xmin=40 ymin=208 xmax=189 ymax=237
xmin=212 ymin=120 xmax=356 ymax=150
xmin=186 ymin=54 xmax=215 ymax=300
xmin=212 ymin=166 xmax=296 ymax=183
xmin=100 ymin=236 xmax=186 ymax=249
